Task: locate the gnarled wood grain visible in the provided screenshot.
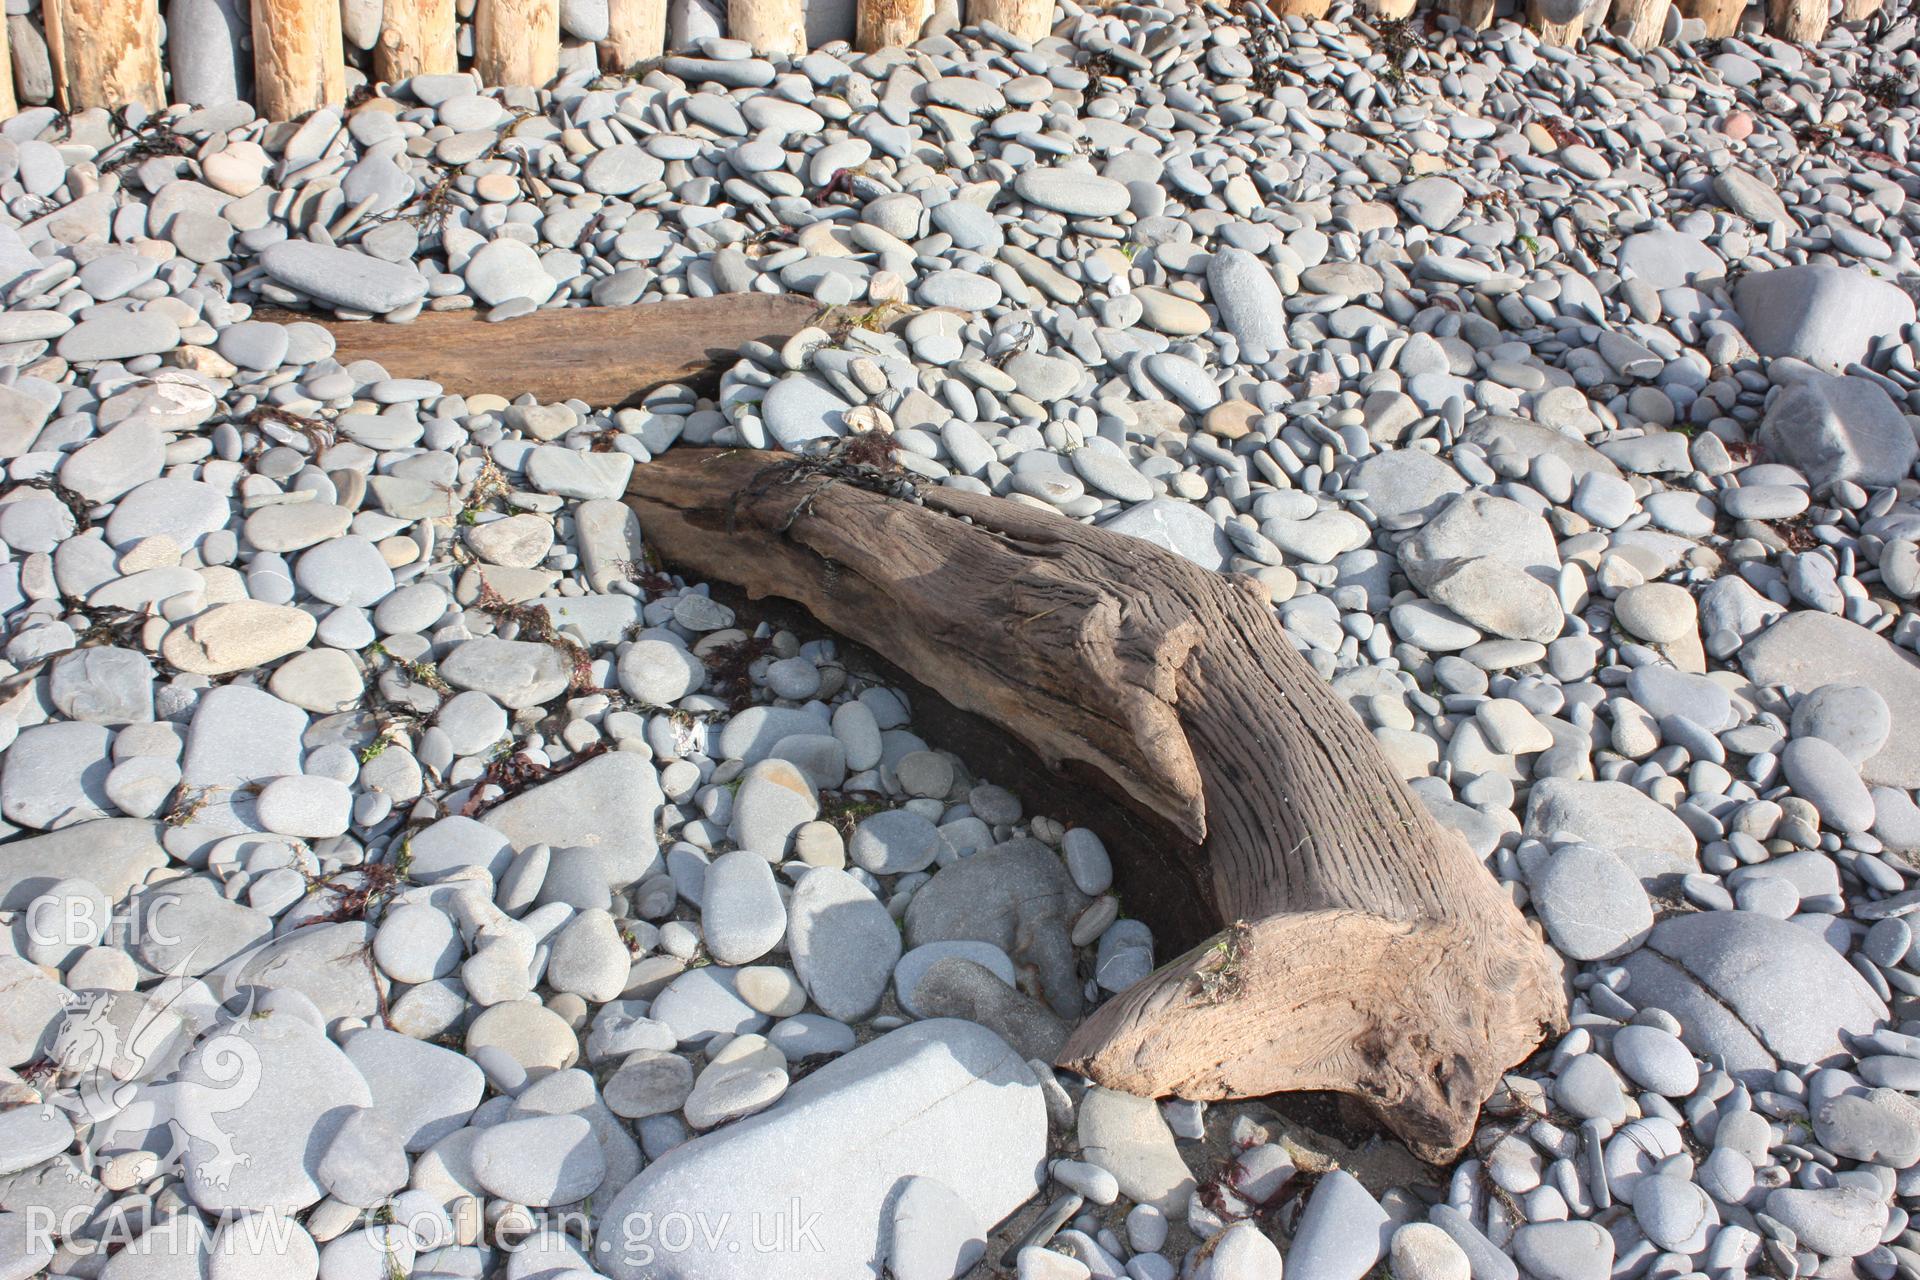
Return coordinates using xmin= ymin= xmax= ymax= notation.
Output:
xmin=624 ymin=448 xmax=1567 ymax=1160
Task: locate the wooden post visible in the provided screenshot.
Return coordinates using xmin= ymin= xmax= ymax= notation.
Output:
xmin=1841 ymin=0 xmax=1881 ymax=18
xmin=1676 ymin=0 xmax=1744 ymax=34
xmin=600 ymin=0 xmax=666 ymax=69
xmin=43 ymin=0 xmax=165 ymax=113
xmin=0 ymin=16 xmax=15 ymax=119
xmin=1442 ymin=0 xmax=1498 ymax=25
xmin=1609 ymin=0 xmax=1671 ymax=45
xmin=1528 ymin=0 xmax=1585 ymax=43
xmin=726 ymin=0 xmax=805 ymax=53
xmin=856 ymin=0 xmax=924 ymax=50
xmin=251 ymin=0 xmax=345 ymax=118
xmin=964 ymin=0 xmax=1051 ymax=40
xmin=376 ymin=0 xmax=457 ymax=79
xmin=474 ymin=0 xmax=560 ymax=86
xmin=1766 ymin=0 xmax=1825 ymax=40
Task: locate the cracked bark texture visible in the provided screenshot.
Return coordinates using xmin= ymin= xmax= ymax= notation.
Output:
xmin=625 ymin=447 xmax=1567 ymax=1160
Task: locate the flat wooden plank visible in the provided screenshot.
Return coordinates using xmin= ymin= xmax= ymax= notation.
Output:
xmin=283 ymin=294 xmax=824 ymax=406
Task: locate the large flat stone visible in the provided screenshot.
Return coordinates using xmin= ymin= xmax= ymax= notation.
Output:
xmin=1735 ymin=265 xmax=1918 ymax=370
xmin=1523 ymin=779 xmax=1698 ymax=881
xmin=0 ymin=818 xmax=168 ymax=909
xmin=592 ymin=1020 xmax=1044 ymax=1280
xmin=1098 ymin=499 xmax=1231 ymax=573
xmin=482 ymin=751 xmax=665 ymax=888
xmin=1739 ymin=611 xmax=1920 ymax=788
xmin=1757 ymin=372 xmax=1917 ymax=490
xmin=1625 ymin=912 xmax=1885 ymax=1085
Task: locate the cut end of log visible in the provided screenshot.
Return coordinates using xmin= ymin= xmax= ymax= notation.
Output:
xmin=1060 ymin=899 xmax=1567 ymax=1162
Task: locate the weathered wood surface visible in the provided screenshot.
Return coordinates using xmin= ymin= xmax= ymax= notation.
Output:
xmin=856 ymin=0 xmax=926 ymax=52
xmin=1675 ymin=0 xmax=1743 ymax=36
xmin=1610 ymin=0 xmax=1673 ymax=48
xmin=0 ymin=16 xmax=15 ymax=119
xmin=250 ymin=0 xmax=344 ymax=119
xmin=1527 ymin=0 xmax=1585 ymax=44
xmin=474 ymin=0 xmax=559 ymax=87
xmin=602 ymin=0 xmax=668 ymax=69
xmin=279 ymin=294 xmax=823 ymax=406
xmin=45 ymin=0 xmax=164 ymax=113
xmin=623 ymin=447 xmax=1568 ymax=1160
xmin=376 ymin=0 xmax=458 ymax=81
xmin=1767 ymin=0 xmax=1826 ymax=43
xmin=967 ymin=0 xmax=1052 ymax=38
xmin=727 ymin=0 xmax=805 ymax=54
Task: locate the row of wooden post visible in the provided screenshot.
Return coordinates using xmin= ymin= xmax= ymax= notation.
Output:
xmin=0 ymin=0 xmax=1864 ymax=125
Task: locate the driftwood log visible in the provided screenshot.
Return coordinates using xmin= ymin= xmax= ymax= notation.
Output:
xmin=625 ymin=448 xmax=1567 ymax=1160
xmin=278 ymin=294 xmax=821 ymax=406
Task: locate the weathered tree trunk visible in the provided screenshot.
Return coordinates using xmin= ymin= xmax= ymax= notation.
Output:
xmin=1362 ymin=0 xmax=1418 ymax=19
xmin=1841 ymin=0 xmax=1881 ymax=20
xmin=1610 ymin=0 xmax=1671 ymax=44
xmin=251 ymin=0 xmax=345 ymax=119
xmin=376 ymin=0 xmax=457 ymax=79
xmin=1766 ymin=0 xmax=1824 ymax=39
xmin=623 ymin=449 xmax=1567 ymax=1161
xmin=1528 ymin=0 xmax=1585 ymax=43
xmin=1676 ymin=0 xmax=1744 ymax=34
xmin=727 ymin=0 xmax=805 ymax=54
xmin=1442 ymin=0 xmax=1498 ymax=27
xmin=1263 ymin=0 xmax=1331 ymax=17
xmin=601 ymin=0 xmax=667 ymax=69
xmin=0 ymin=18 xmax=15 ymax=119
xmin=967 ymin=0 xmax=1051 ymax=40
xmin=44 ymin=0 xmax=164 ymax=112
xmin=857 ymin=0 xmax=925 ymax=51
xmin=474 ymin=0 xmax=559 ymax=85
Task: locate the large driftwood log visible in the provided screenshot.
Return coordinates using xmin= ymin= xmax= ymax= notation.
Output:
xmin=625 ymin=449 xmax=1567 ymax=1160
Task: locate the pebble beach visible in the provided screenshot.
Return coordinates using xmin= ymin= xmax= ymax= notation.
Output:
xmin=1 ymin=2 xmax=1920 ymax=1279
